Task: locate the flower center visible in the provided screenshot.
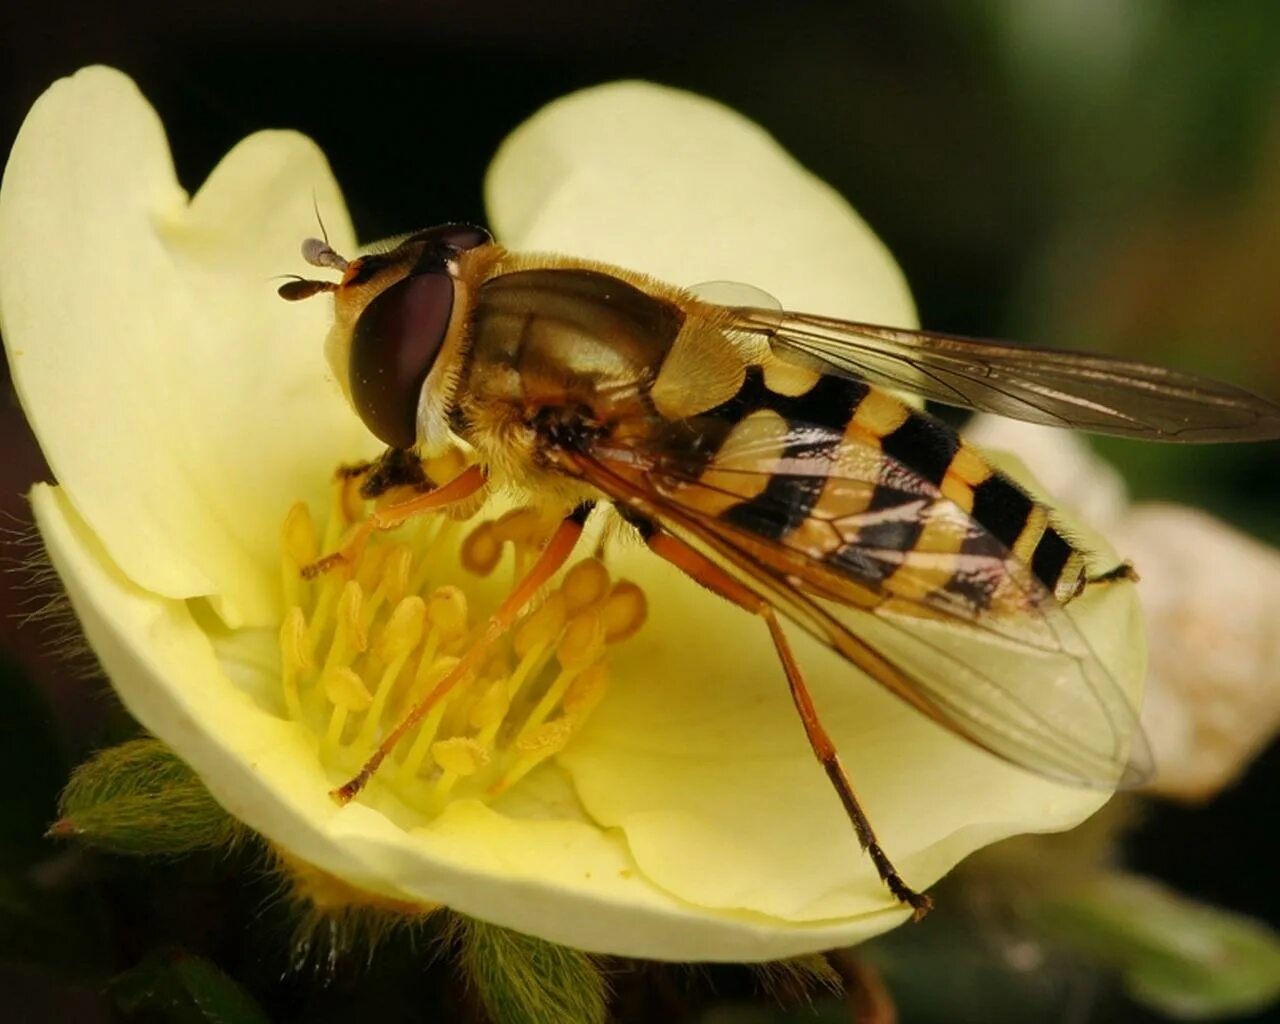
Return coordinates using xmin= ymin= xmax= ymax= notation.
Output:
xmin=275 ymin=455 xmax=646 ymax=816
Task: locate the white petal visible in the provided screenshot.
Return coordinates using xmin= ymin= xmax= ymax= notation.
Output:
xmin=34 ymin=482 xmax=925 ymax=960
xmin=1115 ymin=504 xmax=1280 ymax=801
xmin=0 ymin=67 xmax=372 ymax=628
xmin=486 ymin=82 xmax=916 ymax=326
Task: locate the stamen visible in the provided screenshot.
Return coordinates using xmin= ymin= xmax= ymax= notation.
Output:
xmin=396 ymin=657 xmax=471 ymax=783
xmin=460 ymin=521 xmax=501 ymax=576
xmin=431 ymin=737 xmax=490 ymax=801
xmin=493 ymin=718 xmax=576 ymax=795
xmin=562 ymin=661 xmax=610 ymax=721
xmin=279 ymin=605 xmax=311 ymax=719
xmin=601 ymin=581 xmax=648 ymax=643
xmin=515 ymin=610 xmax=605 ymax=746
xmin=353 ymin=596 xmax=425 ymax=751
xmin=561 ymin=557 xmax=611 ymax=613
xmin=324 ymin=667 xmax=373 ymax=747
xmin=281 ymin=502 xmax=318 ymax=610
xmin=279 ymin=473 xmax=647 ymax=816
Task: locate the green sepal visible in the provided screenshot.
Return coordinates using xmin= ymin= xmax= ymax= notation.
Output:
xmin=1039 ymin=872 xmax=1280 ymax=1020
xmin=111 ymin=948 xmax=272 ymax=1024
xmin=52 ymin=738 xmax=241 ymax=856
xmin=457 ymin=916 xmax=608 ymax=1024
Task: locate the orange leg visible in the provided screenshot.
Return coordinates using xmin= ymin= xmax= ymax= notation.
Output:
xmin=302 ymin=463 xmax=488 ymax=579
xmin=635 ymin=518 xmax=932 ymax=919
xmin=331 ymin=501 xmax=595 ymax=804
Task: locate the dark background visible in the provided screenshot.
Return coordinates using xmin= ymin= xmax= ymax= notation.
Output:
xmin=2 ymin=2 xmax=1279 ymax=1021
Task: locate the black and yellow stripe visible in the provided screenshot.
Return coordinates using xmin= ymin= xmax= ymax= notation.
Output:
xmin=676 ymin=366 xmax=1088 ymax=605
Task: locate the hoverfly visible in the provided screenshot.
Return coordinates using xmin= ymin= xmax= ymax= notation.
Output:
xmin=280 ymin=223 xmax=1280 ymax=916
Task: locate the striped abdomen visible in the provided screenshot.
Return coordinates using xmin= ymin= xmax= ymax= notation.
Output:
xmin=653 ymin=365 xmax=1090 ymax=609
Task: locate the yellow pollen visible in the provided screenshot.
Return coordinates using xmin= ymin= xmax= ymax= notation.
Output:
xmin=493 ymin=718 xmax=576 ymax=795
xmin=460 ymin=521 xmax=502 ymax=576
xmin=561 ymin=557 xmax=611 ymax=613
xmin=325 ymin=666 xmax=374 ymax=712
xmin=601 ymin=581 xmax=648 ymax=643
xmin=278 ymin=605 xmax=310 ymax=719
xmin=492 ymin=506 xmax=544 ymax=546
xmin=432 ymin=737 xmax=489 ymax=777
xmin=556 ymin=609 xmax=606 ymax=671
xmin=277 ymin=463 xmax=646 ymax=815
xmin=426 ymin=585 xmax=468 ymax=643
xmin=281 ymin=502 xmax=318 ymax=610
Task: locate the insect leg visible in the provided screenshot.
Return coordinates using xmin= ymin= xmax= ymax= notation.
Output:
xmin=1088 ymin=561 xmax=1140 ymax=586
xmin=302 ymin=463 xmax=488 ymax=579
xmin=619 ymin=507 xmax=932 ymax=919
xmin=331 ymin=501 xmax=596 ymax=804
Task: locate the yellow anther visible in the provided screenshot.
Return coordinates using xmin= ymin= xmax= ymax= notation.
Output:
xmin=562 ymin=661 xmax=609 ymax=720
xmin=514 ymin=592 xmax=567 ymax=657
xmin=426 ymin=586 xmax=469 ymax=641
xmin=380 ymin=545 xmax=414 ymax=603
xmin=324 ymin=667 xmax=373 ymax=712
xmin=493 ymin=719 xmax=577 ymax=795
xmin=354 ymin=595 xmax=427 ymax=753
xmin=354 ymin=542 xmax=391 ymax=592
xmin=282 ymin=502 xmax=319 ymax=568
xmin=279 ymin=605 xmax=312 ymax=675
xmin=492 ymin=506 xmax=543 ymax=545
xmin=460 ymin=521 xmax=502 ymax=576
xmin=556 ymin=609 xmax=605 ymax=671
xmin=432 ymin=737 xmax=490 ymax=777
xmin=287 ymin=458 xmax=645 ymax=812
xmin=516 ymin=718 xmax=575 ymax=757
xmin=335 ymin=580 xmax=368 ymax=654
xmin=561 ymin=558 xmax=611 ymax=613
xmin=374 ymin=595 xmax=426 ymax=664
xmin=397 ymin=657 xmax=470 ymax=782
xmin=278 ymin=605 xmax=310 ymax=719
xmin=470 ymin=679 xmax=511 ymax=732
xmin=281 ymin=503 xmax=318 ymax=611
xmin=601 ymin=581 xmax=648 ymax=644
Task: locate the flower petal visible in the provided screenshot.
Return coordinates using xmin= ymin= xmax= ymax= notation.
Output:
xmin=34 ymin=482 xmax=928 ymax=960
xmin=0 ymin=67 xmax=372 ymax=628
xmin=561 ymin=456 xmax=1144 ymax=922
xmin=486 ymin=82 xmax=916 ymax=326
xmin=1112 ymin=504 xmax=1280 ymax=802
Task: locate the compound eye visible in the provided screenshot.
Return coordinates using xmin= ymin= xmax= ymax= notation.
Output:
xmin=349 ymin=271 xmax=454 ymax=449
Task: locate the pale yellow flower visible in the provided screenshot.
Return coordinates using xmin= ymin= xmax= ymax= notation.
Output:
xmin=0 ymin=66 xmax=1143 ymax=961
xmin=967 ymin=417 xmax=1280 ymax=802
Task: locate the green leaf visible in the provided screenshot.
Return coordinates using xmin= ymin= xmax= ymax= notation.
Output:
xmin=53 ymin=738 xmax=241 ymax=855
xmin=457 ymin=916 xmax=608 ymax=1024
xmin=112 ymin=948 xmax=272 ymax=1024
xmin=1039 ymin=872 xmax=1280 ymax=1020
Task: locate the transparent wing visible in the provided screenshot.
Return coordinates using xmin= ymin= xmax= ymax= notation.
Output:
xmin=569 ymin=416 xmax=1152 ymax=788
xmin=727 ymin=307 xmax=1280 ymax=442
